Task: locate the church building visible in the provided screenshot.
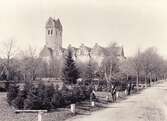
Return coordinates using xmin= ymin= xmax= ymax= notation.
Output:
xmin=40 ymin=17 xmax=126 ymax=65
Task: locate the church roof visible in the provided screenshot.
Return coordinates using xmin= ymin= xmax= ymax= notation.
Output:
xmin=91 ymin=43 xmax=105 ymax=55
xmin=79 ymin=43 xmax=91 ymax=51
xmin=39 ymin=46 xmax=53 ymax=58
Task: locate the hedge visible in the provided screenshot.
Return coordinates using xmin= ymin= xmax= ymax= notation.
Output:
xmin=7 ymin=82 xmax=93 ymax=110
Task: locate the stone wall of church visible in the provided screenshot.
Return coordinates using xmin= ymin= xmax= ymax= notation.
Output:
xmin=45 ymin=17 xmax=62 ymax=50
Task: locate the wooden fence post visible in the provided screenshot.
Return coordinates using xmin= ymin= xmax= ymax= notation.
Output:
xmin=106 ymin=95 xmax=109 ymax=102
xmin=70 ymin=104 xmax=76 ymax=114
xmin=38 ymin=111 xmax=42 ymax=121
xmin=124 ymin=89 xmax=127 ymax=96
xmin=91 ymin=101 xmax=95 ymax=107
xmin=15 ymin=110 xmax=47 ymax=121
xmin=116 ymin=91 xmax=119 ymax=98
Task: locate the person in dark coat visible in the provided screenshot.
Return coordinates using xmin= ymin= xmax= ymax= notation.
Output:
xmin=90 ymin=89 xmax=96 ymax=101
xmin=111 ymin=85 xmax=117 ymax=102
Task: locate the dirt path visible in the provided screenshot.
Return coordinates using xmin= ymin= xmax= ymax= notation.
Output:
xmin=66 ymin=81 xmax=167 ymax=121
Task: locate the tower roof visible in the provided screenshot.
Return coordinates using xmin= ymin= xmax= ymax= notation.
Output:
xmin=45 ymin=17 xmax=63 ymax=31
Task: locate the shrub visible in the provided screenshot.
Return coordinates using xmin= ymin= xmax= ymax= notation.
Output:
xmin=45 ymin=84 xmax=55 ymax=98
xmin=8 ymin=81 xmax=93 ymax=110
xmin=84 ymin=85 xmax=93 ymax=99
xmin=61 ymin=86 xmax=73 ymax=105
xmin=24 ymin=86 xmax=42 ymax=110
xmin=0 ymin=86 xmax=6 ymax=92
xmin=51 ymin=90 xmax=64 ymax=108
xmin=12 ymin=90 xmax=26 ymax=109
xmin=7 ymin=83 xmax=19 ymax=105
xmin=71 ymin=86 xmax=80 ymax=103
xmin=42 ymin=84 xmax=55 ymax=110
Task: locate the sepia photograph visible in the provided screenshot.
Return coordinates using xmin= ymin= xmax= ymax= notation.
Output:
xmin=0 ymin=0 xmax=167 ymax=121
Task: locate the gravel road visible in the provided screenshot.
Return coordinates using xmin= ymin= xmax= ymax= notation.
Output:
xmin=66 ymin=81 xmax=167 ymax=121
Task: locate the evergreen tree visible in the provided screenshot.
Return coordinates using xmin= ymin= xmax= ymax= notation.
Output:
xmin=24 ymin=82 xmax=55 ymax=110
xmin=24 ymin=85 xmax=42 ymax=110
xmin=62 ymin=47 xmax=80 ymax=84
xmin=42 ymin=84 xmax=55 ymax=110
xmin=85 ymin=61 xmax=94 ymax=82
xmin=12 ymin=90 xmax=26 ymax=109
xmin=7 ymin=83 xmax=19 ymax=105
xmin=51 ymin=89 xmax=63 ymax=108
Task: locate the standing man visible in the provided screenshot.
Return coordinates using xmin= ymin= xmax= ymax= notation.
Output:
xmin=111 ymin=84 xmax=117 ymax=102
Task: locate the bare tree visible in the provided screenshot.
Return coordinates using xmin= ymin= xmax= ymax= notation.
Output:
xmin=141 ymin=47 xmax=167 ymax=85
xmin=140 ymin=47 xmax=161 ymax=86
xmin=131 ymin=49 xmax=143 ymax=90
xmin=160 ymin=60 xmax=167 ymax=80
xmin=120 ymin=58 xmax=136 ymax=80
xmin=19 ymin=46 xmax=42 ymax=81
xmin=98 ymin=42 xmax=121 ymax=92
xmin=2 ymin=39 xmax=17 ymax=80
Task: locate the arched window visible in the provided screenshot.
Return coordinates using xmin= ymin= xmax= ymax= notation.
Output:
xmin=48 ymin=30 xmax=50 ymax=35
xmin=51 ymin=30 xmax=53 ymax=35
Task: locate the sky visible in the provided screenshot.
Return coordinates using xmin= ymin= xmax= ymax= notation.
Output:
xmin=0 ymin=0 xmax=167 ymax=58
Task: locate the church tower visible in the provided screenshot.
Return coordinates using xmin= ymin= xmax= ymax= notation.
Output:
xmin=45 ymin=17 xmax=63 ymax=51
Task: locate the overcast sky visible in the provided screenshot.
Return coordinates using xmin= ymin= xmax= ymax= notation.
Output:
xmin=0 ymin=0 xmax=167 ymax=58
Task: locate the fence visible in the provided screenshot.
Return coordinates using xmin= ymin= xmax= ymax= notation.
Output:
xmin=15 ymin=110 xmax=47 ymax=121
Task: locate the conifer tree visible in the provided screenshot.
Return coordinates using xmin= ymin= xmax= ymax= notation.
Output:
xmin=62 ymin=47 xmax=80 ymax=84
xmin=85 ymin=61 xmax=94 ymax=83
xmin=24 ymin=85 xmax=39 ymax=110
xmin=7 ymin=83 xmax=19 ymax=105
xmin=12 ymin=90 xmax=26 ymax=109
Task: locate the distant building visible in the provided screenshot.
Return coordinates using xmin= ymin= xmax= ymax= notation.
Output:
xmin=40 ymin=17 xmax=64 ymax=62
xmin=40 ymin=17 xmax=126 ymax=65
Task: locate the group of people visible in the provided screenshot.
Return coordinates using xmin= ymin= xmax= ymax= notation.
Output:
xmin=90 ymin=85 xmax=118 ymax=103
xmin=90 ymin=82 xmax=133 ymax=103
